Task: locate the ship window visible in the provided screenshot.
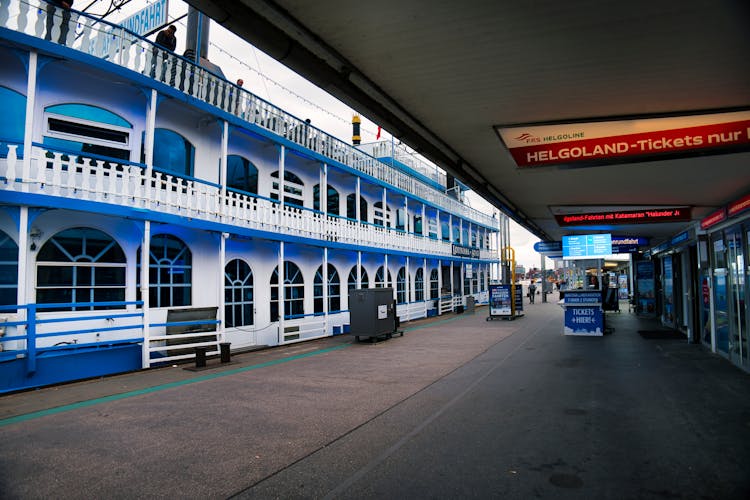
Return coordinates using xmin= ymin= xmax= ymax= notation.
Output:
xmin=226 ymin=155 xmax=258 ymax=195
xmin=270 ymin=170 xmax=304 ymax=207
xmin=43 ymin=104 xmax=131 ymax=162
xmin=225 ymin=259 xmax=253 ymax=327
xmin=441 ymin=220 xmax=449 ymax=241
xmin=347 ymin=265 xmax=369 ymax=290
xmin=314 ymin=264 xmax=340 ymax=313
xmin=136 ymin=234 xmax=192 ymax=308
xmin=145 ymin=128 xmax=195 ymax=177
xmin=0 ymin=231 xmax=18 ymax=307
xmin=270 ymin=261 xmax=304 ymax=321
xmin=374 ymin=266 xmax=392 ymax=288
xmin=373 ymin=202 xmax=392 ymax=228
xmin=313 ymin=184 xmax=339 ymax=215
xmin=428 ymin=217 xmax=438 ymax=239
xmin=415 ymin=268 xmax=424 ymax=302
xmin=464 ymin=268 xmax=471 ymax=295
xmin=413 ymin=214 xmax=423 ymax=235
xmin=430 ymin=268 xmax=439 ymax=299
xmin=0 ymin=86 xmax=26 ymax=158
xmin=36 ymin=228 xmax=126 ymax=311
xmin=346 ymin=194 xmax=367 ymax=222
xmin=397 ymin=267 xmax=408 ymax=304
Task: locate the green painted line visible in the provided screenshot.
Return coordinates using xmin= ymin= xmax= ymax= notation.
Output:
xmin=0 ymin=343 xmax=349 ymax=428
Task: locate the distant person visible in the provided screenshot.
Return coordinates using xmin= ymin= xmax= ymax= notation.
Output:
xmin=152 ymin=25 xmax=177 ymax=80
xmin=45 ymin=0 xmax=74 ymax=44
xmin=233 ymin=79 xmax=245 ymax=115
xmin=528 ymin=281 xmax=537 ymax=304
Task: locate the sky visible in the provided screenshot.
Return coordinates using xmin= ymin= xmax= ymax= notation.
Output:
xmin=99 ymin=0 xmax=549 ymax=270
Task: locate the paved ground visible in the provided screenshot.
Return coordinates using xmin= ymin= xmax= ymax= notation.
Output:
xmin=1 ymin=297 xmax=749 ymax=499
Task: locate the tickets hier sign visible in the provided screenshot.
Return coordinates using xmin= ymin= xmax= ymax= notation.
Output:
xmin=556 ymin=207 xmax=690 ymax=227
xmin=496 ymin=110 xmax=750 ymax=167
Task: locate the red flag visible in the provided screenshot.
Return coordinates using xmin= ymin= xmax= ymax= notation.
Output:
xmin=376 ymin=126 xmax=381 ymax=140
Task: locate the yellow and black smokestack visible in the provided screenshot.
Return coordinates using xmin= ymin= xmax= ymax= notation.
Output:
xmin=352 ymin=114 xmax=361 ymax=145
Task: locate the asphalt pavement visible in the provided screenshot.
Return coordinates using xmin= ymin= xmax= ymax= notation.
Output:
xmin=1 ymin=297 xmax=749 ymax=499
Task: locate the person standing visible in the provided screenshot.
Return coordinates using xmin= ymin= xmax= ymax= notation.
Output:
xmin=45 ymin=0 xmax=74 ymax=44
xmin=152 ymin=25 xmax=177 ymax=81
xmin=528 ymin=281 xmax=537 ymax=304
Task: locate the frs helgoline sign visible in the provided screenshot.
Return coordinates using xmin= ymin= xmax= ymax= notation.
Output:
xmin=496 ymin=110 xmax=750 ymax=167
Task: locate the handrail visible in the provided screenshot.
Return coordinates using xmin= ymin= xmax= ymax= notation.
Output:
xmin=0 ymin=0 xmax=499 ymax=230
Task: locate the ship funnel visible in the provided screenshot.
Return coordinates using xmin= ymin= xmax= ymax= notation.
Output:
xmin=185 ymin=6 xmax=210 ymax=63
xmin=352 ymin=115 xmax=361 ymax=145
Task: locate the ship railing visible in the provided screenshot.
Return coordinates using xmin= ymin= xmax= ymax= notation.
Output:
xmin=0 ymin=0 xmax=499 ymax=230
xmin=0 ymin=142 xmax=499 ymax=260
xmin=0 ymin=301 xmax=144 ymax=390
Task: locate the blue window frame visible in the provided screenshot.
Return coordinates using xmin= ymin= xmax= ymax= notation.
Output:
xmin=415 ymin=268 xmax=424 ymax=302
xmin=397 ymin=267 xmax=408 ymax=304
xmin=137 ymin=234 xmax=192 ymax=308
xmin=270 ymin=261 xmax=304 ymax=321
xmin=314 ymin=264 xmax=341 ymax=313
xmin=314 ymin=184 xmax=339 ymax=215
xmin=0 ymin=86 xmax=26 ymax=158
xmin=348 ymin=265 xmax=369 ymax=290
xmin=0 ymin=231 xmax=18 ymax=307
xmin=225 ymin=259 xmax=253 ymax=327
xmin=226 ymin=155 xmax=258 ymax=195
xmin=36 ymin=228 xmax=126 ymax=310
xmin=146 ymin=128 xmax=195 ymax=176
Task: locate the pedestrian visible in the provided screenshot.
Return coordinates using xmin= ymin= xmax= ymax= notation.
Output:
xmin=45 ymin=0 xmax=74 ymax=44
xmin=233 ymin=79 xmax=245 ymax=115
xmin=152 ymin=25 xmax=177 ymax=80
xmin=528 ymin=281 xmax=537 ymax=304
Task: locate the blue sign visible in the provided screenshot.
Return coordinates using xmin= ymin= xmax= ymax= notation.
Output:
xmin=564 ymin=291 xmax=601 ymax=305
xmin=564 ymin=306 xmax=603 ymax=336
xmin=611 ymin=236 xmax=649 ymax=246
xmin=562 ymin=233 xmax=612 ymax=260
xmin=533 ymin=241 xmax=562 ymax=253
xmin=489 ymin=284 xmax=512 ymax=316
xmin=120 ymin=0 xmax=170 ymax=36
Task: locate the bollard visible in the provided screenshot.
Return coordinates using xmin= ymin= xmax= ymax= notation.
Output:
xmin=220 ymin=342 xmax=231 ymax=363
xmin=194 ymin=346 xmax=207 ymax=368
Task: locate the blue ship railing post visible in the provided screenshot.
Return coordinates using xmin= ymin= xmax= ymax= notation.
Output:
xmin=26 ymin=303 xmax=36 ymax=374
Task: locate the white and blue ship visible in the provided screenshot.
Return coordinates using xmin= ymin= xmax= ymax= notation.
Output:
xmin=0 ymin=0 xmax=508 ymax=392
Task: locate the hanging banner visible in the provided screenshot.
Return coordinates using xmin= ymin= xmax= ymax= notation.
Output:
xmin=635 ymin=261 xmax=656 ymax=315
xmin=496 ymin=110 xmax=750 ymax=167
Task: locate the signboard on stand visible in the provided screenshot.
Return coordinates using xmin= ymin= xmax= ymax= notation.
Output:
xmin=562 ymin=291 xmax=603 ymax=336
xmin=488 ymin=284 xmax=524 ymax=320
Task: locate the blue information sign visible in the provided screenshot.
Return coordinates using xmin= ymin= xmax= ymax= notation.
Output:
xmin=564 ymin=306 xmax=603 ymax=336
xmin=562 ymin=233 xmax=612 ymax=259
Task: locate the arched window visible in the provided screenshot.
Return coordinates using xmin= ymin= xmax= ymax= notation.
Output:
xmin=37 ymin=228 xmax=125 ymax=310
xmin=430 ymin=268 xmax=439 ymax=299
xmin=270 ymin=170 xmax=304 ymax=207
xmin=374 ymin=266 xmax=392 ymax=288
xmin=0 ymin=230 xmax=18 ymax=306
xmin=44 ymin=103 xmax=132 ymax=161
xmin=346 ymin=193 xmax=367 ymax=222
xmin=137 ymin=234 xmax=192 ymax=308
xmin=314 ymin=264 xmax=341 ymax=313
xmin=270 ymin=261 xmax=304 ymax=321
xmin=0 ymin=86 xmax=26 ymax=158
xmin=396 ymin=267 xmax=408 ymax=304
xmin=226 ymin=154 xmax=258 ymax=195
xmin=225 ymin=259 xmax=253 ymax=327
xmin=415 ymin=268 xmax=424 ymax=302
xmin=373 ymin=201 xmax=392 ymax=227
xmin=142 ymin=128 xmax=194 ymax=176
xmin=347 ymin=265 xmax=369 ymax=290
xmin=313 ymin=184 xmax=339 ymax=215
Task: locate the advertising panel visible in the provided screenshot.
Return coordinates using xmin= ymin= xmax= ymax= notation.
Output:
xmin=635 ymin=261 xmax=656 ymax=315
xmin=496 ymin=110 xmax=750 ymax=168
xmin=489 ymin=284 xmax=512 ymax=317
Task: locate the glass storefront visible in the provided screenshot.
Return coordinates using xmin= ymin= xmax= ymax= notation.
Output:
xmin=707 ymin=221 xmax=749 ymax=370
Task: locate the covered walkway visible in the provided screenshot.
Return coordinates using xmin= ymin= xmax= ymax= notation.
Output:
xmin=1 ymin=300 xmax=749 ymax=498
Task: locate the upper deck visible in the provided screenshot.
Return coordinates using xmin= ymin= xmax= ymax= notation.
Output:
xmin=0 ymin=0 xmax=499 ymax=231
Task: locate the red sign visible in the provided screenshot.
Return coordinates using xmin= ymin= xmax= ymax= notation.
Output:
xmin=496 ymin=111 xmax=750 ymax=168
xmin=556 ymin=207 xmax=691 ymax=227
xmin=700 ymin=208 xmax=727 ymax=230
xmin=728 ymin=193 xmax=750 ymax=218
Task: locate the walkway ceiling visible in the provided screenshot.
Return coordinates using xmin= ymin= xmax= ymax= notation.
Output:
xmin=187 ymin=0 xmax=750 ymax=246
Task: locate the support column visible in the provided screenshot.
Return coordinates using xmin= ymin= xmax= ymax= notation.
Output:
xmin=323 ymin=247 xmax=329 ymax=333
xmin=219 ymin=120 xmax=228 ymax=220
xmin=219 ymin=232 xmax=227 ymax=341
xmin=141 ymin=221 xmax=151 ymax=368
xmin=278 ymin=241 xmax=284 ymax=344
xmin=23 ymin=52 xmax=37 ymax=179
